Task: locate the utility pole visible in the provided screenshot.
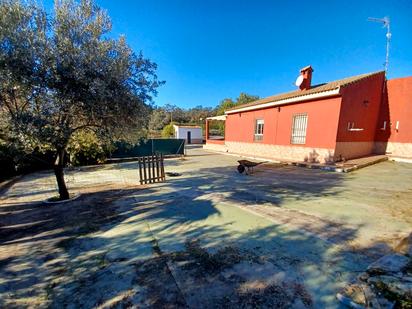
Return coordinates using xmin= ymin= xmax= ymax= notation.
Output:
xmin=368 ymin=16 xmax=391 ymax=73
xmin=166 ymin=103 xmax=173 ymax=124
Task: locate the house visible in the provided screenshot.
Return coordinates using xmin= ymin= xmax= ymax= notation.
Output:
xmin=173 ymin=125 xmax=203 ymax=144
xmin=204 ymin=66 xmax=412 ymax=163
xmin=374 ymin=76 xmax=412 ymax=159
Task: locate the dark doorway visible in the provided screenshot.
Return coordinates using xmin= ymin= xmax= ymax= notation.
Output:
xmin=187 ymin=131 xmax=192 ymax=144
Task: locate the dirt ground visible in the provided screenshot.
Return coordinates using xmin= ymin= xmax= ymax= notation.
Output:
xmin=0 ymin=146 xmax=411 ymax=308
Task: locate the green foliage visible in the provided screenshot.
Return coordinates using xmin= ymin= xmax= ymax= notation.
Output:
xmin=149 ymin=108 xmax=170 ymax=132
xmin=209 ymin=93 xmax=259 ymax=136
xmin=236 ymin=93 xmax=260 ymax=105
xmin=209 ymin=120 xmax=225 ymax=137
xmin=0 ymin=140 xmax=17 ymax=180
xmin=161 ymin=123 xmax=175 ymax=138
xmin=148 ymin=104 xmax=214 ymax=138
xmin=67 ymin=130 xmax=106 ymax=166
xmin=215 ymin=98 xmax=236 ymax=116
xmin=0 ymin=0 xmax=163 ymax=197
xmin=0 ymin=136 xmax=55 ymax=181
xmin=187 ymin=105 xmax=214 ymax=123
xmin=0 ymin=0 xmax=163 ymax=152
xmin=215 ymin=93 xmax=259 ymax=115
xmin=147 ymin=92 xmax=258 ymax=138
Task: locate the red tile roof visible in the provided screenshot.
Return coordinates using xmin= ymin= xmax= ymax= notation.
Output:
xmin=226 ymin=71 xmax=385 ymax=112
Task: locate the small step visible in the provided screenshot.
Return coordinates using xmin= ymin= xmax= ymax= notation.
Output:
xmin=291 ymin=155 xmax=388 ymax=173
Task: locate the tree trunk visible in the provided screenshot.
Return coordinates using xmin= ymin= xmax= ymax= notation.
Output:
xmin=54 ymin=149 xmax=70 ymax=200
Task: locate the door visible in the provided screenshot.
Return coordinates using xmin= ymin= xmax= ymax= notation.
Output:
xmin=187 ymin=131 xmax=191 ymax=144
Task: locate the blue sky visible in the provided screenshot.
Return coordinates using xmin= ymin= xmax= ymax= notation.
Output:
xmin=44 ymin=0 xmax=412 ymax=108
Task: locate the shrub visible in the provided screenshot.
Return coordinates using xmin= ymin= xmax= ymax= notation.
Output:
xmin=67 ymin=131 xmax=106 ymax=166
xmin=0 ymin=142 xmax=16 ymax=181
xmin=161 ymin=123 xmax=175 ymax=138
xmin=0 ymin=141 xmax=55 ymax=181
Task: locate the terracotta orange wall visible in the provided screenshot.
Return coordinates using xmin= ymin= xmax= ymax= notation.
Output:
xmin=336 ymin=72 xmax=385 ymax=142
xmin=375 ymin=76 xmax=412 ymax=143
xmin=225 ymin=96 xmax=342 ymax=149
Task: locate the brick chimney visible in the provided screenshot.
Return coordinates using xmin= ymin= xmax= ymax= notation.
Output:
xmin=299 ymin=65 xmax=313 ymax=90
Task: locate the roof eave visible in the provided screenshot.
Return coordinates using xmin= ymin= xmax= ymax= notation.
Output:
xmin=225 ymin=87 xmax=341 ymax=114
xmin=206 ymin=115 xmax=227 ymax=121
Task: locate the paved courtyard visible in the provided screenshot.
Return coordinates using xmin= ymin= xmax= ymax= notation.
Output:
xmin=0 ymin=146 xmax=411 ymax=308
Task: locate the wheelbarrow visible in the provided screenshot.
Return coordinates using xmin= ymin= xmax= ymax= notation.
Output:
xmin=237 ymin=159 xmax=267 ymax=175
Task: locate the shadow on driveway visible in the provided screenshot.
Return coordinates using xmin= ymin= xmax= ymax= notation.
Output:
xmin=0 ymin=153 xmax=402 ymax=308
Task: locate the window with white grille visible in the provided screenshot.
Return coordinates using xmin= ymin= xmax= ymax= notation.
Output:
xmin=254 ymin=119 xmax=264 ymax=141
xmin=291 ymin=114 xmax=308 ymax=144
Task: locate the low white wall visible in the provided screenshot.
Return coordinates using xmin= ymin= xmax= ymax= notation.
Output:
xmin=203 ymin=143 xmax=228 ymax=153
xmin=334 ymin=142 xmax=375 ymax=160
xmin=374 ymin=142 xmax=412 ymax=159
xmin=220 ymin=141 xmax=335 ymax=163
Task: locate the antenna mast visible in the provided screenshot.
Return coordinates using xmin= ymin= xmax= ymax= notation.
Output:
xmin=368 ymin=16 xmax=391 ymax=72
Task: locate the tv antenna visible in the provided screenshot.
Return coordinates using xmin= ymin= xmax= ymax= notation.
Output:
xmin=368 ymin=16 xmax=391 ymax=72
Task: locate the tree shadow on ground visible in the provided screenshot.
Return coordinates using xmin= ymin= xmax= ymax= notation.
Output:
xmin=41 ymin=187 xmax=390 ymax=308
xmin=0 ymin=161 xmax=398 ymax=308
xmin=0 ymin=184 xmax=222 ymax=308
xmin=164 ymin=163 xmax=346 ymax=207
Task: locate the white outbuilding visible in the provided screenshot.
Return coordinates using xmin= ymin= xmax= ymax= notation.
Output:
xmin=173 ymin=125 xmax=203 ymax=144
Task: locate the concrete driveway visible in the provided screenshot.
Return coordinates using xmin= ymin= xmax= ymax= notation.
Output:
xmin=0 ymin=146 xmax=411 ymax=308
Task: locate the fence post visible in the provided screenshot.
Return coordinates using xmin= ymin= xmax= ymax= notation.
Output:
xmin=142 ymin=156 xmax=147 ymax=184
xmin=138 ymin=157 xmax=143 ymax=185
xmin=176 ymin=139 xmax=185 ymax=156
xmin=160 ymin=153 xmax=165 ymax=181
xmin=149 ymin=155 xmax=152 ymax=183
xmin=155 ymin=154 xmax=160 ymax=181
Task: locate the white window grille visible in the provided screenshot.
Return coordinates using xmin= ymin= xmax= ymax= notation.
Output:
xmin=291 ymin=114 xmax=308 ymax=144
xmin=254 ymin=119 xmax=264 ymax=141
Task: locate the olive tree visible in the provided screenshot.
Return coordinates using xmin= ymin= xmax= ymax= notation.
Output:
xmin=0 ymin=0 xmax=163 ymax=199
